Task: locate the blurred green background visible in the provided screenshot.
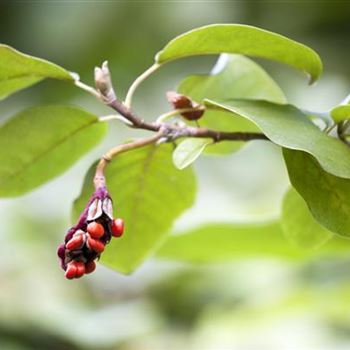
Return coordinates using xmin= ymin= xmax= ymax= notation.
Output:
xmin=1 ymin=1 xmax=350 ymax=349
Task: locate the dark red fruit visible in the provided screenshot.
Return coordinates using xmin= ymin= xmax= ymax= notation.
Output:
xmin=111 ymin=218 xmax=124 ymax=237
xmin=85 ymin=261 xmax=96 ymax=274
xmin=66 ymin=234 xmax=84 ymax=250
xmin=87 ymin=222 xmax=105 ymax=239
xmin=65 ymin=261 xmax=86 ymax=279
xmin=87 ymin=237 xmax=105 ymax=253
xmin=75 ymin=262 xmax=85 ymax=278
xmin=65 ymin=262 xmax=77 ymax=279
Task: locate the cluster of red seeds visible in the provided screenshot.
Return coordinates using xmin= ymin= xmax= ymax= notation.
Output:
xmin=63 ymin=218 xmax=124 ymax=279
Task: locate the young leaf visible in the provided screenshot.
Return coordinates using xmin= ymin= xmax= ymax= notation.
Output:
xmin=72 ymin=144 xmax=197 ymax=274
xmin=283 ymin=149 xmax=350 ymax=237
xmin=0 ymin=44 xmax=73 ymax=100
xmin=282 ymin=188 xmax=333 ymax=249
xmin=156 ymin=221 xmax=349 ymax=263
xmin=156 ymin=24 xmax=322 ymax=83
xmin=205 ymin=99 xmax=350 ymax=179
xmin=173 ymin=138 xmax=211 ymax=169
xmin=178 ymin=54 xmax=286 ymax=155
xmin=331 ymin=105 xmax=350 ymax=123
xmin=0 ymin=105 xmax=107 ymax=197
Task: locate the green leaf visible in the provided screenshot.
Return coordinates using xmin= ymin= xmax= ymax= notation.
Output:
xmin=73 ymin=144 xmax=197 ymax=274
xmin=305 ymin=110 xmax=333 ymax=127
xmin=179 ymin=54 xmax=286 ymax=104
xmin=281 ymin=188 xmax=333 ymax=249
xmin=178 ymin=54 xmax=286 ymax=155
xmin=0 ymin=105 xmax=107 ymax=197
xmin=156 ymin=221 xmax=350 ymax=263
xmin=178 ymin=54 xmax=286 ymax=103
xmin=173 ymin=138 xmax=211 ymax=169
xmin=194 ymin=109 xmax=259 ymax=156
xmin=206 ymin=99 xmax=350 ymax=179
xmin=283 ymin=149 xmax=350 ymax=237
xmin=0 ymin=44 xmax=73 ymax=100
xmin=331 ymin=105 xmax=350 ymax=123
xmin=156 ymin=24 xmax=322 ymax=83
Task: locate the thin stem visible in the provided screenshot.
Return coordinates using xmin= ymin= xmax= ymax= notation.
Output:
xmin=173 ymin=126 xmax=268 ymax=142
xmin=106 ymin=97 xmax=268 ymax=142
xmin=86 ymin=63 xmax=271 ymax=192
xmin=108 ymin=99 xmax=159 ymax=131
xmin=325 ymin=123 xmax=337 ymax=134
xmin=92 ymin=64 xmax=267 ymax=143
xmin=94 ymin=132 xmax=163 ymax=189
xmin=99 ymin=114 xmax=133 ymax=125
xmin=337 ymin=120 xmax=350 ymax=146
xmin=74 ymin=80 xmax=101 ymax=100
xmin=156 ymin=107 xmax=204 ymax=124
xmin=99 ymin=115 xmax=120 ymax=122
xmin=124 ymin=63 xmax=161 ymax=108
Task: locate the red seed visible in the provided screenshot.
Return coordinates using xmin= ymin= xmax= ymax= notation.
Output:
xmin=111 ymin=218 xmax=124 ymax=237
xmin=87 ymin=237 xmax=105 ymax=253
xmin=66 ymin=234 xmax=84 ymax=250
xmin=65 ymin=262 xmax=77 ymax=279
xmin=75 ymin=262 xmax=85 ymax=278
xmin=85 ymin=261 xmax=96 ymax=274
xmin=87 ymin=222 xmax=105 ymax=239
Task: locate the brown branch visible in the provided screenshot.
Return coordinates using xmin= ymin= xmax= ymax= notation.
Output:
xmin=92 ymin=63 xmax=268 ymax=183
xmin=94 ymin=99 xmax=267 ymax=188
xmin=93 ymin=62 xmax=267 ymax=144
xmin=107 ymin=98 xmax=268 ymax=143
xmin=169 ymin=125 xmax=268 ymax=142
xmin=108 ymin=99 xmax=158 ymax=132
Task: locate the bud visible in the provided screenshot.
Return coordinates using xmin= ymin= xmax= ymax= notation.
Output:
xmin=57 ymin=186 xmax=125 ymax=279
xmin=94 ymin=61 xmax=116 ymax=102
xmin=181 ymin=105 xmax=205 ymax=121
xmin=166 ymin=91 xmax=204 ymax=121
xmin=166 ymin=91 xmax=192 ymax=109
